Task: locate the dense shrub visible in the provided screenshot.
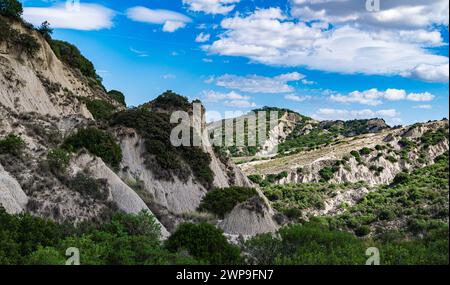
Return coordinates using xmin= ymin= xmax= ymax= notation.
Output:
xmin=244 ymin=221 xmax=448 ymax=265
xmin=0 ymin=133 xmax=25 ymax=155
xmin=165 ymin=223 xmax=242 ymax=265
xmin=198 ymin=187 xmax=258 ymax=218
xmin=0 ymin=0 xmax=22 ymax=19
xmin=47 ymin=148 xmax=71 ymax=174
xmin=149 ymin=90 xmax=191 ymax=112
xmin=421 ymin=127 xmax=449 ymax=147
xmin=319 ymin=166 xmax=336 ymax=182
xmin=108 ymin=90 xmax=126 ymax=106
xmin=0 ymin=209 xmax=203 ymax=265
xmin=86 ymin=99 xmax=116 ymax=120
xmin=359 ymin=147 xmax=372 ymax=156
xmin=63 ymin=127 xmax=122 ymax=168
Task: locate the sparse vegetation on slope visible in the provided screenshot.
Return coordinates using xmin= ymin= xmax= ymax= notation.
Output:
xmin=63 ymin=127 xmax=122 ymax=168
xmin=111 ymin=93 xmax=214 ymax=188
xmin=198 ymin=187 xmax=258 ymax=218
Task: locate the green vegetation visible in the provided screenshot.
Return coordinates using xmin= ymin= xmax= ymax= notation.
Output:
xmin=69 ymin=173 xmax=108 ymax=201
xmin=63 ymin=127 xmax=122 ymax=168
xmin=198 ymin=187 xmax=258 ymax=218
xmin=50 ymin=40 xmax=102 ymax=86
xmin=421 ymin=127 xmax=449 ymax=148
xmin=0 ymin=0 xmax=22 ymax=19
xmin=0 ymin=133 xmax=25 ymax=155
xmin=108 ymin=90 xmax=126 ymax=106
xmin=262 ymin=183 xmax=361 ymax=214
xmin=331 ymin=152 xmax=449 ymax=236
xmin=278 ymin=128 xmax=335 ymax=154
xmin=0 ymin=209 xmax=210 ymax=265
xmin=110 ymin=100 xmax=213 ymax=188
xmin=148 ymin=90 xmax=191 ymax=112
xmin=86 ymin=99 xmax=116 ymax=120
xmin=359 ymin=147 xmax=372 ymax=156
xmin=319 ymin=166 xmax=337 ymax=182
xmin=166 ymin=223 xmax=242 ymax=265
xmin=0 ymin=17 xmax=40 ymax=57
xmin=244 ymin=221 xmax=448 ymax=265
xmin=46 ymin=148 xmax=71 ymax=174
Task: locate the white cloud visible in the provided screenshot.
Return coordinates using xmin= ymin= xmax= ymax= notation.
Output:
xmin=290 ymin=0 xmax=449 ymax=30
xmin=163 ymin=74 xmax=176 ymax=79
xmin=183 ymin=0 xmax=240 ymax=15
xmin=407 ymin=92 xmax=435 ymax=102
xmin=413 ymin=104 xmax=433 ymax=109
xmin=203 ymin=7 xmax=449 ymax=81
xmin=405 ymin=63 xmax=449 ymax=83
xmin=130 ymin=47 xmax=149 ymax=57
xmin=314 ymin=108 xmax=400 ymax=122
xmin=126 ymin=7 xmax=191 ymax=32
xmin=202 ymin=90 xmax=256 ymax=108
xmin=284 ymin=94 xmax=311 ymax=102
xmin=212 ymin=72 xmax=304 ymax=93
xmin=330 ymin=88 xmax=435 ymax=106
xmin=202 ymin=58 xmax=213 ymax=63
xmin=225 ymin=100 xmax=257 ymax=108
xmin=196 ymin=32 xmax=211 ymax=43
xmin=23 ymin=3 xmax=115 ymax=30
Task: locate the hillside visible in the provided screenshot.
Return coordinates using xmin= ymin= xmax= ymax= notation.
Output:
xmin=0 ymin=16 xmax=278 ymax=238
xmin=0 ymin=7 xmax=448 ymax=265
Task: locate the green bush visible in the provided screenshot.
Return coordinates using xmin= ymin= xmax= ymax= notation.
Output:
xmin=0 ymin=133 xmax=25 ymax=155
xmin=16 ymin=33 xmax=40 ymax=57
xmin=165 ymin=223 xmax=242 ymax=265
xmin=108 ymin=90 xmax=126 ymax=106
xmin=248 ymin=174 xmax=263 ymax=185
xmin=391 ymin=171 xmax=410 ymax=186
xmin=198 ymin=187 xmax=258 ymax=218
xmin=319 ymin=166 xmax=336 ymax=182
xmin=69 ymin=173 xmax=108 ymax=201
xmin=86 ymin=99 xmax=116 ymax=120
xmin=63 ymin=127 xmax=122 ymax=168
xmin=47 ymin=148 xmax=71 ymax=174
xmin=359 ymin=147 xmax=372 ymax=156
xmin=0 ymin=0 xmax=23 ymax=19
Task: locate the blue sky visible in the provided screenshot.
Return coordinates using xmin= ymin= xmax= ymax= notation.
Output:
xmin=20 ymin=0 xmax=449 ymax=125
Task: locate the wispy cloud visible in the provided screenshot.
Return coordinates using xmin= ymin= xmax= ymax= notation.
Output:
xmin=126 ymin=7 xmax=191 ymax=32
xmin=23 ymin=3 xmax=115 ymax=30
xmin=284 ymin=94 xmax=311 ymax=102
xmin=130 ymin=47 xmax=149 ymax=57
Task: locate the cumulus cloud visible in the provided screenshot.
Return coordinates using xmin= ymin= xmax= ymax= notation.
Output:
xmin=182 ymin=0 xmax=240 ymax=15
xmin=23 ymin=3 xmax=115 ymax=30
xmin=210 ymin=72 xmax=305 ymax=93
xmin=290 ymin=0 xmax=449 ymax=30
xmin=126 ymin=7 xmax=191 ymax=32
xmin=202 ymin=90 xmax=256 ymax=108
xmin=330 ymin=88 xmax=434 ymax=106
xmin=202 ymin=7 xmax=449 ymax=82
xmin=405 ymin=63 xmax=449 ymax=83
xmin=407 ymin=92 xmax=435 ymax=102
xmin=196 ymin=32 xmax=211 ymax=43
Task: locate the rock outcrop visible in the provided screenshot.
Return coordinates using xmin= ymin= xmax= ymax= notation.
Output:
xmin=0 ymin=163 xmax=28 ymax=214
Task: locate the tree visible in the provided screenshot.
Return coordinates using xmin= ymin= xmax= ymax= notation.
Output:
xmin=0 ymin=0 xmax=23 ymax=19
xmin=38 ymin=21 xmax=53 ymax=42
